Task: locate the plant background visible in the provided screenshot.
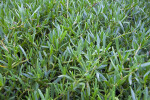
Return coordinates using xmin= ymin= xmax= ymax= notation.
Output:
xmin=0 ymin=0 xmax=150 ymax=99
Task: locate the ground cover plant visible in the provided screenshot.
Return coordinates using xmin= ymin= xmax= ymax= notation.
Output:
xmin=0 ymin=0 xmax=150 ymax=99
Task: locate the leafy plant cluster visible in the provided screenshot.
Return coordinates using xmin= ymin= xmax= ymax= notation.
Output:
xmin=0 ymin=0 xmax=150 ymax=99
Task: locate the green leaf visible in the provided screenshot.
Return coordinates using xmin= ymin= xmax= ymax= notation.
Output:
xmin=102 ymin=32 xmax=106 ymax=51
xmin=96 ymin=70 xmax=107 ymax=81
xmin=45 ymin=88 xmax=50 ymax=100
xmin=144 ymin=71 xmax=150 ymax=83
xmin=144 ymin=87 xmax=148 ymax=100
xmin=19 ymin=45 xmax=28 ymax=59
xmin=128 ymin=74 xmax=132 ymax=85
xmin=115 ymin=38 xmax=119 ymax=52
xmin=58 ymin=75 xmax=74 ymax=81
xmin=31 ymin=6 xmax=41 ymax=18
xmin=60 ymin=31 xmax=67 ymax=43
xmin=137 ymin=62 xmax=150 ymax=68
xmin=130 ymin=87 xmax=136 ymax=100
xmin=38 ymin=89 xmax=45 ymax=100
xmin=0 ymin=74 xmax=4 ymax=87
xmin=105 ymin=42 xmax=112 ymax=51
xmin=87 ymin=82 xmax=90 ymax=96
xmin=118 ymin=21 xmax=124 ymax=33
xmin=97 ymin=34 xmax=100 ymax=49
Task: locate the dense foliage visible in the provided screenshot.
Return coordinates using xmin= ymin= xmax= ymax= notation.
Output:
xmin=0 ymin=0 xmax=150 ymax=99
